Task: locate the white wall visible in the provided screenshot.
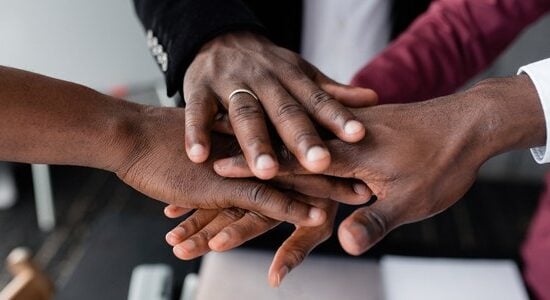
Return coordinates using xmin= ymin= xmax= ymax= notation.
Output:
xmin=0 ymin=0 xmax=161 ymax=93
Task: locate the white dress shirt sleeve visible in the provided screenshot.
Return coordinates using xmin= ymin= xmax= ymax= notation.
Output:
xmin=518 ymin=58 xmax=550 ymax=164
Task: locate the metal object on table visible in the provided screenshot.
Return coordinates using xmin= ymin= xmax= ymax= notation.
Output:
xmin=181 ymin=273 xmax=199 ymax=300
xmin=0 ymin=247 xmax=54 ymax=300
xmin=31 ymin=164 xmax=55 ymax=232
xmin=127 ymin=264 xmax=173 ymax=300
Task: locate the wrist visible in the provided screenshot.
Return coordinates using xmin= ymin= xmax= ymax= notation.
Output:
xmin=467 ymin=75 xmax=546 ymax=161
xmin=198 ymin=30 xmax=272 ymax=55
xmin=85 ymin=95 xmax=145 ymax=173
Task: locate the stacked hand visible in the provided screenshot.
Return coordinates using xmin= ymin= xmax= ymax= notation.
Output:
xmin=165 ymin=75 xmax=545 ymax=286
xmin=182 ymin=31 xmax=377 ymax=177
xmin=156 ymin=31 xmax=378 ymax=287
xmin=1 ymin=10 xmax=545 ymax=291
xmin=114 ymin=107 xmax=336 ymax=227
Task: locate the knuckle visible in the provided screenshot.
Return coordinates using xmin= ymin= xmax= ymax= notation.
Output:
xmin=276 ymin=102 xmax=307 ymax=122
xmin=243 ymin=184 xmax=271 ymax=207
xmin=355 ymin=208 xmax=389 ymax=240
xmin=232 ymin=101 xmax=264 ymax=123
xmin=286 ymin=248 xmax=307 ymax=267
xmin=253 ymin=68 xmax=274 ymax=82
xmin=195 ymin=230 xmax=212 ymax=242
xmin=221 ymin=208 xmax=246 ymax=221
xmin=308 ymin=90 xmax=333 ymax=114
xmin=327 ymin=108 xmax=347 ymax=123
xmin=247 ymin=211 xmax=271 ymax=224
xmin=282 ymin=197 xmax=297 ymax=217
xmin=229 ymin=155 xmax=247 ymax=168
xmin=282 ymin=64 xmax=305 ymax=81
xmin=186 ymin=99 xmax=213 ymax=115
xmin=186 ymin=216 xmax=203 ymax=233
xmin=294 ymin=130 xmax=318 ymax=146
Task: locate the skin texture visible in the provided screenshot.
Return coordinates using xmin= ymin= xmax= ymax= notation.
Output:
xmin=182 ymin=31 xmax=378 ymax=178
xmin=181 ymin=75 xmax=546 ymax=285
xmin=0 ymin=65 xmax=337 ymax=227
xmin=163 ymin=174 xmax=372 ymax=287
xmin=164 ymin=199 xmax=339 ymax=288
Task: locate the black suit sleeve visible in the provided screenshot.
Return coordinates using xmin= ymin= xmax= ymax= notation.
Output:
xmin=133 ymin=0 xmax=266 ymax=97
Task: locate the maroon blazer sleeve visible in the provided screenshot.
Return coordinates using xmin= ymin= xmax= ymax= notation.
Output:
xmin=351 ymin=0 xmax=550 ymax=104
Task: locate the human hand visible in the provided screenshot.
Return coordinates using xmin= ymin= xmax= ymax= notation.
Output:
xmin=164 ymin=195 xmax=339 ymax=288
xmin=162 ymin=174 xmax=369 ymax=286
xmin=182 ymin=31 xmax=378 ymax=179
xmin=162 ymin=173 xmax=368 ymax=256
xmin=213 ymin=76 xmax=546 ymax=255
xmin=162 ymin=173 xmax=367 ymax=256
xmin=110 ymin=106 xmax=330 ymax=226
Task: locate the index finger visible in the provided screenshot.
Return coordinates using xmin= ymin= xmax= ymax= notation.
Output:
xmin=268 ymin=198 xmax=338 ymax=288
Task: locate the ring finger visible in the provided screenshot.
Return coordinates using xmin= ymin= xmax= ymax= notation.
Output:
xmin=223 ymin=86 xmax=279 ymax=180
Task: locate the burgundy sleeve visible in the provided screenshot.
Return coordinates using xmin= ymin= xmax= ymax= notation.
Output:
xmin=351 ymin=0 xmax=550 ymax=104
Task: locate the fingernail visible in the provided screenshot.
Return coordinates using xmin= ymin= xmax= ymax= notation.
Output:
xmin=342 ymin=223 xmax=368 ymax=253
xmin=306 ymin=146 xmax=329 ymax=163
xmin=277 ymin=266 xmax=289 ymax=287
xmin=308 ymin=207 xmax=324 ymax=221
xmin=341 ymin=228 xmax=356 ymax=246
xmin=214 ymin=158 xmax=233 ymax=174
xmin=180 ymin=240 xmax=196 ymax=252
xmin=213 ymin=161 xmax=226 ymax=172
xmin=344 ymin=120 xmax=363 ymax=135
xmin=173 ymin=245 xmax=185 ymax=257
xmin=212 ymin=231 xmax=231 ymax=247
xmin=349 ymin=223 xmax=368 ymax=240
xmin=173 ymin=227 xmax=186 ymax=236
xmin=189 ymin=144 xmax=205 ymax=157
xmin=166 ymin=228 xmax=185 ymax=245
xmin=166 ymin=232 xmax=178 ymax=245
xmin=256 ymin=154 xmax=276 ymax=170
xmin=353 ymin=183 xmax=368 ymax=195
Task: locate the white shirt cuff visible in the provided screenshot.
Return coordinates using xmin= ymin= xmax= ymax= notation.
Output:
xmin=518 ymin=58 xmax=550 ymax=164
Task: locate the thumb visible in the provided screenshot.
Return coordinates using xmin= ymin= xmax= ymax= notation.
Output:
xmin=316 ymin=72 xmax=379 ymax=108
xmin=337 ymin=203 xmax=398 ymax=256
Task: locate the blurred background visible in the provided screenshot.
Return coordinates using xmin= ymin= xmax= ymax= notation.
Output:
xmin=0 ymin=0 xmax=549 ymax=299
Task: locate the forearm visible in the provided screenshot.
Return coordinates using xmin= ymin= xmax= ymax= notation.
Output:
xmin=0 ymin=66 xmax=137 ymax=171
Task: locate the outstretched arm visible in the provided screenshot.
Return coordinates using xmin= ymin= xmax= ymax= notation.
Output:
xmin=0 ymin=65 xmax=130 ymax=169
xmin=0 ymin=65 xmax=330 ymax=226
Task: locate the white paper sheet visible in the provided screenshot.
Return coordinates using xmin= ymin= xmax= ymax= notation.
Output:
xmin=195 ymin=250 xmax=382 ymax=300
xmin=381 ymin=256 xmax=528 ymax=300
